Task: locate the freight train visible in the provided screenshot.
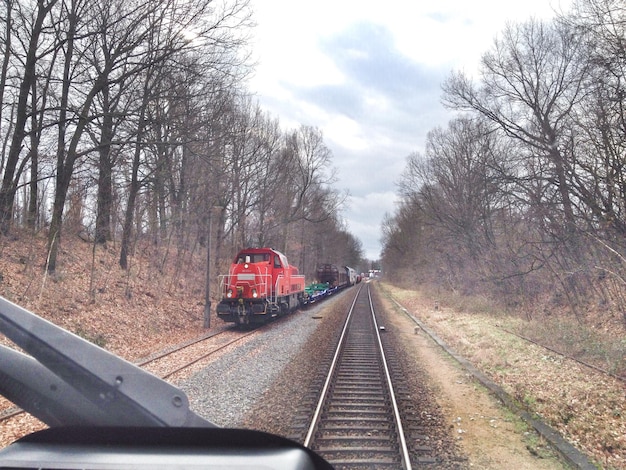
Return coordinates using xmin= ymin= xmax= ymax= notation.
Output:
xmin=303 ymin=264 xmax=359 ymax=304
xmin=216 ymin=247 xmax=358 ymax=325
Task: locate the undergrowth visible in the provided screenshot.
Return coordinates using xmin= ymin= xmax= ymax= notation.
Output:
xmin=417 ymin=282 xmax=626 ymax=380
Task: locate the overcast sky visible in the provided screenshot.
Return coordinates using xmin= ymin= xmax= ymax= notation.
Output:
xmin=247 ymin=0 xmax=570 ymax=260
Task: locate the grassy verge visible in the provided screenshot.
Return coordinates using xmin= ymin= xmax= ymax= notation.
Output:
xmin=379 ymin=281 xmax=626 ymax=469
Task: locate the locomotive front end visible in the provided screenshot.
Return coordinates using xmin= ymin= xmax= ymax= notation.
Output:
xmin=216 ymin=252 xmax=272 ymax=325
xmin=217 ymin=247 xmax=306 ymax=325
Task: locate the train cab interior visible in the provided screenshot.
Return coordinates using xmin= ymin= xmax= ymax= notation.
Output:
xmin=0 ymin=296 xmax=331 ymax=469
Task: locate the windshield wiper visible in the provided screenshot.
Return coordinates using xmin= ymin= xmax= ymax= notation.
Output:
xmin=0 ymin=295 xmax=214 ymax=428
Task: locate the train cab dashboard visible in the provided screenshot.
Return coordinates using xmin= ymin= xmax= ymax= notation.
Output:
xmin=0 ymin=296 xmax=332 ymax=469
xmin=0 ymin=427 xmax=329 ymax=469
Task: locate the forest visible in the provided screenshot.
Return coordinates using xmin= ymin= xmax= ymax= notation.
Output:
xmin=0 ymin=0 xmax=365 ymax=287
xmin=381 ymin=0 xmax=626 ymax=323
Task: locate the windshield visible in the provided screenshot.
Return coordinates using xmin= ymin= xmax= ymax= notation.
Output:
xmin=0 ymin=0 xmax=619 ymax=468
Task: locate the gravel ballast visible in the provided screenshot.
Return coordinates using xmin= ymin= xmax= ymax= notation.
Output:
xmin=180 ymin=293 xmax=347 ymax=428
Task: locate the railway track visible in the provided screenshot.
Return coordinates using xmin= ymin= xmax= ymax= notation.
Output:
xmin=1 ymin=294 xmax=336 ymax=429
xmin=139 ymin=326 xmax=258 ymax=380
xmin=304 ymin=283 xmax=413 ymax=469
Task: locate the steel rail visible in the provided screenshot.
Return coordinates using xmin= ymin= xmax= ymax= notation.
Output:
xmin=367 ymin=287 xmax=412 ymax=470
xmin=304 ymin=283 xmax=412 ymax=468
xmin=161 ymin=329 xmax=258 ymax=380
xmin=136 ymin=327 xmax=234 ymax=367
xmin=303 ymin=284 xmax=362 ymax=447
xmin=0 ymin=327 xmax=249 ymax=425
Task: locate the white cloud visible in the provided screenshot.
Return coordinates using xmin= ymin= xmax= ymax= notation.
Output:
xmin=348 ymin=191 xmax=399 ymax=218
xmin=324 ymin=115 xmax=368 ymax=152
xmin=248 ymin=0 xmax=571 ymax=260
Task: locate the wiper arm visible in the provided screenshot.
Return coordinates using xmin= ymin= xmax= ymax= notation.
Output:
xmin=0 ymin=344 xmax=114 ymax=426
xmin=0 ymin=296 xmax=214 ymax=428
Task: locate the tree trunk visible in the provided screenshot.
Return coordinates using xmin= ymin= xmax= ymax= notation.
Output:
xmin=95 ymin=86 xmax=114 ymax=244
xmin=27 ymin=78 xmax=40 ymax=231
xmin=120 ymin=91 xmax=148 ymax=270
xmin=119 ymin=166 xmax=139 ymax=270
xmin=0 ymin=0 xmax=56 ymax=233
xmin=47 ymin=75 xmax=106 ymax=272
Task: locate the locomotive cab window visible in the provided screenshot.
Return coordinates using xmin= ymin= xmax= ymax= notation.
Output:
xmin=254 ymin=253 xmax=269 ymax=263
xmin=236 ymin=253 xmax=269 ymax=263
xmin=274 ymin=255 xmax=282 ymax=268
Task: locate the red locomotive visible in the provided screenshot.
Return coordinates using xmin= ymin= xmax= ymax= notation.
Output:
xmin=216 ymin=247 xmax=306 ymax=325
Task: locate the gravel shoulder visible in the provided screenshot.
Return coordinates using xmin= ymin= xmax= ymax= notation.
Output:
xmin=180 ymin=292 xmax=349 ymax=429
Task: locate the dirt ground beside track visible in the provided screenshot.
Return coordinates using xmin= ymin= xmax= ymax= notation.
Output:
xmin=375 ymin=282 xmax=573 ymax=469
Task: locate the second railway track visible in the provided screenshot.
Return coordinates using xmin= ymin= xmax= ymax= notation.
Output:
xmin=304 ymin=283 xmax=413 ymax=469
xmin=139 ymin=326 xmax=258 ymax=380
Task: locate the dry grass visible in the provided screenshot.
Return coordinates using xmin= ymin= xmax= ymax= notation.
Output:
xmin=0 ymin=231 xmax=211 ymax=359
xmin=380 ymin=282 xmax=626 ymax=469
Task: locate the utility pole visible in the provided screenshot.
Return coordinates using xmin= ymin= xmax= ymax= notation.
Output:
xmin=203 ymin=206 xmax=217 ymax=328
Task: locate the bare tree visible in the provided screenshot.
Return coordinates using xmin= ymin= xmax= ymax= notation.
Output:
xmin=562 ymin=0 xmax=626 ymax=237
xmin=405 ymin=119 xmax=505 ymax=262
xmin=0 ymin=0 xmax=58 ymax=233
xmin=248 ymin=111 xmax=284 ymax=247
xmin=286 ymin=125 xmax=336 ymax=222
xmin=380 ymin=200 xmax=427 ymax=283
xmin=443 ymin=19 xmax=590 ymax=231
xmin=116 ymin=0 xmax=252 ymax=270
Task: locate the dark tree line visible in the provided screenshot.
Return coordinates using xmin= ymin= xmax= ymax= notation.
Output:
xmin=0 ymin=0 xmax=365 ymax=288
xmin=382 ymin=0 xmax=626 ymax=320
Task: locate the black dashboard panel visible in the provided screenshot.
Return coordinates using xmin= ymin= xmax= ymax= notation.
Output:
xmin=0 ymin=426 xmax=333 ymax=469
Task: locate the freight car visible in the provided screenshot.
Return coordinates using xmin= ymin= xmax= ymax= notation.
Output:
xmin=346 ymin=266 xmax=358 ymax=285
xmin=316 ymin=263 xmax=345 ymax=288
xmin=316 ymin=263 xmax=358 ymax=290
xmin=216 ymin=247 xmax=306 ymax=325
